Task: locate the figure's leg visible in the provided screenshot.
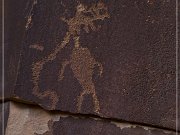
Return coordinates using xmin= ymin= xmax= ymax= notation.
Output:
xmin=58 ymin=60 xmax=70 ymax=81
xmin=83 ymin=25 xmax=89 ymax=33
xmin=96 ymin=61 xmax=103 ymax=76
xmin=77 ymin=82 xmax=100 ymax=114
xmin=41 ymin=90 xmax=59 ymax=110
xmin=90 ymin=84 xmax=100 ymax=114
xmin=89 ymin=23 xmax=96 ymax=31
xmin=77 ymin=90 xmax=87 ymax=112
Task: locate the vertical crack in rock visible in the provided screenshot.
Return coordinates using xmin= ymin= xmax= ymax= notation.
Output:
xmin=25 ymin=0 xmax=37 ymax=30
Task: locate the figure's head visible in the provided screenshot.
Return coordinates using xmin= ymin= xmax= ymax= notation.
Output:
xmin=75 ymin=1 xmax=110 ymax=34
xmin=76 ymin=1 xmax=109 ymax=18
xmin=61 ymin=1 xmax=110 ymax=36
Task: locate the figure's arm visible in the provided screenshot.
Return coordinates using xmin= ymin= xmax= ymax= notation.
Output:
xmin=58 ymin=60 xmax=70 ymax=81
xmin=60 ymin=17 xmax=68 ymax=23
xmin=95 ymin=61 xmax=103 ymax=77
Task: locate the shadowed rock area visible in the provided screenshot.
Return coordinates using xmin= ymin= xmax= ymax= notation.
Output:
xmin=4 ymin=102 xmax=176 ymax=135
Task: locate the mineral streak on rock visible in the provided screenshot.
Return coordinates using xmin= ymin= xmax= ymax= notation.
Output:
xmin=25 ymin=0 xmax=38 ymax=30
xmin=31 ymin=1 xmax=109 ymax=112
xmin=29 ymin=44 xmax=44 ymax=51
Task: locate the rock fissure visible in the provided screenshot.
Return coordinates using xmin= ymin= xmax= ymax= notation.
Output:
xmin=5 ymin=100 xmax=178 ymax=133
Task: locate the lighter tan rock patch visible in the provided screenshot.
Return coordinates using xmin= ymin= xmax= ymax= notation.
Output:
xmin=5 ymin=102 xmax=60 ymax=135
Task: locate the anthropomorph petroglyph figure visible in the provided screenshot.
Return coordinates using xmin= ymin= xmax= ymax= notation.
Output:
xmin=31 ymin=1 xmax=109 ymax=112
xmin=58 ymin=37 xmax=103 ymax=114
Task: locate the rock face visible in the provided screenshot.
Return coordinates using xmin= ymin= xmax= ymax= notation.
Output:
xmin=2 ymin=0 xmax=30 ymax=99
xmin=5 ymin=102 xmax=60 ymax=135
xmin=0 ymin=102 xmax=9 ymax=135
xmin=2 ymin=0 xmax=178 ymax=134
xmin=5 ymin=102 xmax=176 ymax=135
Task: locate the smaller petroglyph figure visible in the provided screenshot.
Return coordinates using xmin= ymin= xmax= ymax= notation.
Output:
xmin=31 ymin=1 xmax=109 ymax=112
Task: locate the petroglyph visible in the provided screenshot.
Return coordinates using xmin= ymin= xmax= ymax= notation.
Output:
xmin=29 ymin=44 xmax=44 ymax=51
xmin=31 ymin=1 xmax=109 ymax=112
xmin=59 ymin=42 xmax=103 ymax=114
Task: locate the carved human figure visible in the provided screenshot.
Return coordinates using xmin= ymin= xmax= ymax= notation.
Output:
xmin=59 ymin=37 xmax=103 ymax=114
xmin=31 ymin=1 xmax=109 ymax=112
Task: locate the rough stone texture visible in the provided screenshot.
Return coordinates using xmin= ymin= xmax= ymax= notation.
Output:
xmin=6 ymin=102 xmax=60 ymax=135
xmin=2 ymin=0 xmax=34 ymax=98
xmin=0 ymin=102 xmax=10 ymax=135
xmin=3 ymin=0 xmax=177 ymax=131
xmin=5 ymin=102 xmax=176 ymax=135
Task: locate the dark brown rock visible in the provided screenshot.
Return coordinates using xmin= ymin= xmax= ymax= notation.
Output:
xmin=4 ymin=0 xmax=177 ymax=130
xmin=2 ymin=0 xmax=34 ymax=98
xmin=0 ymin=102 xmax=10 ymax=135
xmin=46 ymin=117 xmax=175 ymax=135
xmin=5 ymin=102 xmax=176 ymax=135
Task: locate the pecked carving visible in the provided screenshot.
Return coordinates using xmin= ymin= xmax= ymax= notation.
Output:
xmin=31 ymin=1 xmax=110 ymax=112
